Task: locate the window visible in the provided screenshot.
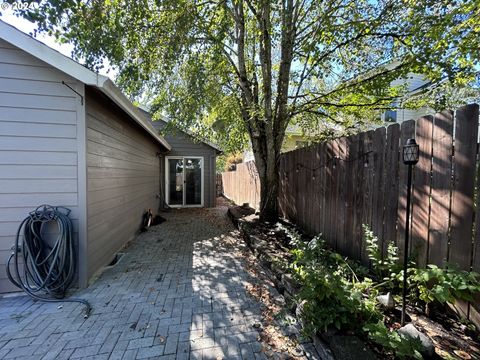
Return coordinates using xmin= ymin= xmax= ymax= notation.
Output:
xmin=384 ymin=110 xmax=397 ymax=122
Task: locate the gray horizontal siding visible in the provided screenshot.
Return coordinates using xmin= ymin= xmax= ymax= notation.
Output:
xmin=0 ymin=137 xmax=77 ymax=151
xmin=0 ymin=121 xmax=76 ymax=138
xmin=151 ymin=121 xmax=217 ymax=207
xmin=86 ymin=89 xmax=163 ymax=280
xmin=0 ymin=107 xmax=77 ymax=124
xmin=0 ymin=38 xmax=81 ymax=293
xmin=0 ymin=206 xmax=80 ymax=222
xmin=0 ymin=151 xmax=77 ymax=165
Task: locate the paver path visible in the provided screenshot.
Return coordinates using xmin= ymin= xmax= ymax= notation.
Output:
xmin=0 ymin=205 xmax=273 ymax=359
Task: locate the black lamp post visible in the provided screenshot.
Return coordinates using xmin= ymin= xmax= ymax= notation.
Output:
xmin=401 ymin=138 xmax=419 ymax=326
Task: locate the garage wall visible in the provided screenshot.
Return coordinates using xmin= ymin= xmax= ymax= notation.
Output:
xmin=0 ymin=39 xmax=82 ymax=293
xmin=85 ymin=89 xmax=162 ymax=279
xmin=151 ymin=120 xmax=217 ymax=207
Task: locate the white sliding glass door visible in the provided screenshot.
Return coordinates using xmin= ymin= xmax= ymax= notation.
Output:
xmin=166 ymin=156 xmax=204 ymax=207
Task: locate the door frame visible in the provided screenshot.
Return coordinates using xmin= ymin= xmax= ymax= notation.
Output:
xmin=165 ymin=156 xmax=204 ymax=208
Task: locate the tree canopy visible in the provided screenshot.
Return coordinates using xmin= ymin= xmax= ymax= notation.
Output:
xmin=12 ymin=0 xmax=480 ymax=219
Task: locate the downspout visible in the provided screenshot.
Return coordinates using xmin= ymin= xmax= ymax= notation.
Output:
xmin=156 ymin=150 xmax=171 ymax=211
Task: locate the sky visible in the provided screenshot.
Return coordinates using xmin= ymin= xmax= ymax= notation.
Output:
xmin=0 ymin=12 xmax=113 ymax=76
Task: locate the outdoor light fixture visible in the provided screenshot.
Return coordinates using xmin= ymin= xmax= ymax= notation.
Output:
xmin=403 ymin=138 xmax=419 ymax=165
xmin=401 ymin=138 xmax=419 ymax=326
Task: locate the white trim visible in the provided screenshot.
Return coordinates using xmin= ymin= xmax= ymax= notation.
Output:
xmin=75 ymin=83 xmax=88 ymax=288
xmin=0 ymin=20 xmax=100 ymax=85
xmin=0 ymin=20 xmax=171 ymax=151
xmin=165 ymin=156 xmax=204 ymax=207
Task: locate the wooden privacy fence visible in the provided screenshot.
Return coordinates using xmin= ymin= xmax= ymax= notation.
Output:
xmin=279 ymin=104 xmax=480 ymax=274
xmin=222 ymin=161 xmax=260 ymax=209
xmin=222 ymin=104 xmax=480 ymax=322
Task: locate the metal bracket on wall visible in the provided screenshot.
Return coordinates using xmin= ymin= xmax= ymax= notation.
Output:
xmin=62 ymin=81 xmax=84 ymax=105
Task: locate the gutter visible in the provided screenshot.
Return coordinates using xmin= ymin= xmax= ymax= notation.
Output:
xmin=97 ymin=79 xmax=172 ymax=151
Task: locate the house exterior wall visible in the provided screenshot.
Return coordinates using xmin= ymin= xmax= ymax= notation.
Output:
xmin=151 ymin=121 xmax=217 ymax=207
xmin=282 ymin=134 xmax=310 ymax=152
xmin=395 ymin=108 xmax=429 ymax=123
xmin=85 ymin=89 xmax=163 ymax=280
xmin=0 ymin=38 xmax=84 ymax=293
xmin=385 ymin=73 xmax=432 ymax=123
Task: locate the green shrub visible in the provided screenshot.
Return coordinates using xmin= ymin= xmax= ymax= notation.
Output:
xmin=282 ymin=224 xmax=480 ymax=357
xmin=363 ymin=225 xmax=480 ymax=308
xmin=363 ymin=321 xmax=424 ymax=359
xmin=364 ymin=224 xmax=400 ymax=279
xmin=411 ymin=265 xmax=480 ymax=305
xmin=284 ymin=227 xmax=381 ymax=334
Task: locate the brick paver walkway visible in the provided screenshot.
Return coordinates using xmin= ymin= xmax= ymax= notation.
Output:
xmin=0 ymin=205 xmax=272 ymax=359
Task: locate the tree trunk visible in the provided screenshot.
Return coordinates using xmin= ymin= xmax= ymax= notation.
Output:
xmin=252 ymin=135 xmax=280 ymax=222
xmin=258 ymin=164 xmax=279 ymax=222
xmin=233 ymin=0 xmax=293 ymax=223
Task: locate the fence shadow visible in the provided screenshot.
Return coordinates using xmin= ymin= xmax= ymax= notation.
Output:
xmin=222 ymin=104 xmax=480 ymax=326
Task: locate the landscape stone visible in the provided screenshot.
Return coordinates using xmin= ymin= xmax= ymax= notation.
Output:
xmin=398 ymin=323 xmax=435 ymax=357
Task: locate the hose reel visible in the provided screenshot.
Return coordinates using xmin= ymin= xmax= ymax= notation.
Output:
xmin=6 ymin=205 xmax=91 ymax=317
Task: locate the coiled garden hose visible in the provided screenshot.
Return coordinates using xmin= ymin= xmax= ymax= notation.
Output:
xmin=6 ymin=205 xmax=91 ymax=318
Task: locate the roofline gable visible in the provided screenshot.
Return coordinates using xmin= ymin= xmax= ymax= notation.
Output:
xmin=0 ymin=20 xmax=171 ymax=151
xmin=139 ymin=108 xmax=223 ymax=154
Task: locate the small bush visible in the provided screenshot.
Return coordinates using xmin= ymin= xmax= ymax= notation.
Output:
xmin=281 ymin=224 xmax=480 ymax=359
xmin=363 ymin=225 xmax=480 ymax=308
xmin=284 ymin=227 xmax=380 ymax=334
xmin=411 ymin=265 xmax=480 ymax=305
xmin=363 ymin=321 xmax=424 ymax=359
xmin=223 ymin=153 xmax=243 ymax=171
xmin=364 ymin=224 xmax=399 ymax=279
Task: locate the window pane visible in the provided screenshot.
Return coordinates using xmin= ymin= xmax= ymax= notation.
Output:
xmin=168 ymin=159 xmax=183 ymax=205
xmin=185 ymin=158 xmax=202 ymax=205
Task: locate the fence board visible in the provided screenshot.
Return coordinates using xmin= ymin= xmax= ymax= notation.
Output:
xmin=304 ymin=147 xmax=313 ymax=232
xmin=353 ymin=132 xmax=366 ymax=262
xmin=450 ymin=104 xmax=479 ymax=270
xmin=312 ymin=144 xmax=322 ymax=236
xmin=336 ymin=138 xmax=348 ymax=255
xmin=344 ymin=134 xmax=359 ymax=258
xmin=283 ymin=152 xmax=293 ymax=220
xmin=294 ymin=150 xmax=301 ymax=221
xmin=297 ymin=148 xmax=305 ymax=229
xmin=323 ymin=141 xmax=334 ymax=248
xmin=305 ymin=146 xmax=315 ymax=234
xmin=428 ymin=111 xmax=454 ymax=266
xmin=361 ymin=131 xmax=374 ymax=263
xmin=371 ymin=127 xmax=386 ymax=247
xmin=282 ymin=153 xmax=291 ymax=220
xmin=318 ymin=142 xmax=327 ymax=237
xmin=383 ymin=124 xmax=400 ymax=249
xmin=278 ymin=155 xmax=286 ymax=217
xmin=285 ymin=152 xmax=294 ymax=220
xmin=474 ymin=153 xmax=480 ymax=273
xmin=331 ymin=140 xmax=342 ymax=249
xmin=397 ymin=120 xmax=416 ymax=258
xmin=411 ymin=116 xmax=434 ymax=267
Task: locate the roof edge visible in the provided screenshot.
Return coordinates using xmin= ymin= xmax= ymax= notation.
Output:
xmin=0 ymin=20 xmax=171 ymax=150
xmin=0 ymin=20 xmax=100 ymax=85
xmin=99 ymin=80 xmax=171 ymax=151
xmin=141 ymin=108 xmax=223 ymax=154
